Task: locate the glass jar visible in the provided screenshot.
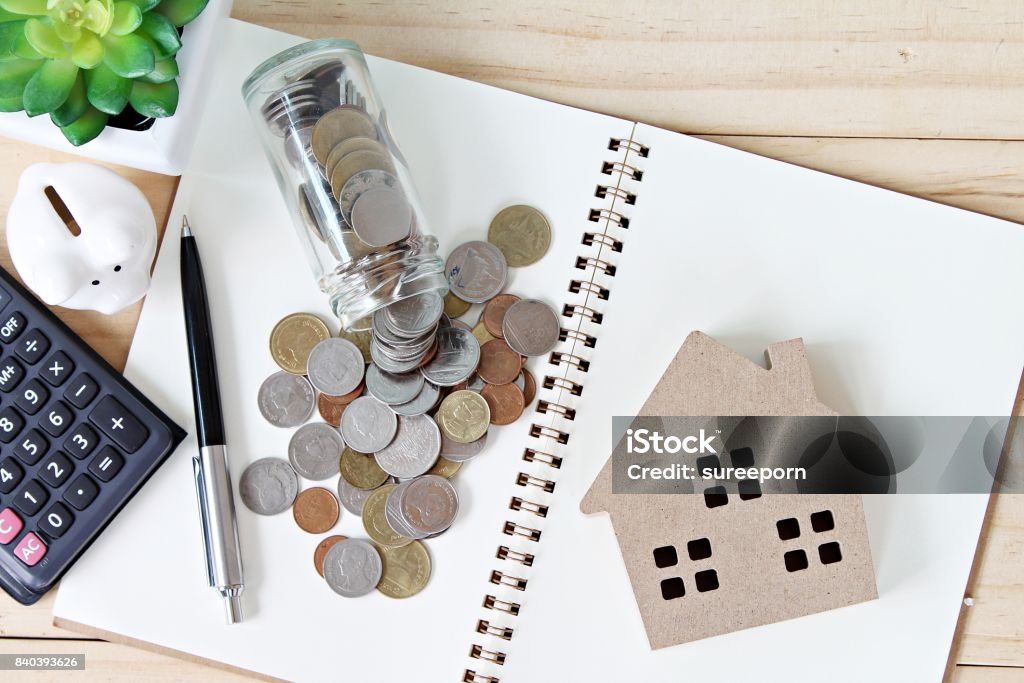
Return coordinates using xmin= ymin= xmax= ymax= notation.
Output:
xmin=242 ymin=39 xmax=447 ymax=330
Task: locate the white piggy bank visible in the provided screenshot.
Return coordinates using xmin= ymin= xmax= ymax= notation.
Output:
xmin=7 ymin=163 xmax=157 ymax=315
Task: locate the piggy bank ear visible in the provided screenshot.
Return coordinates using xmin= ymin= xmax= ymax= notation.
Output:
xmin=26 ymin=259 xmax=86 ymax=307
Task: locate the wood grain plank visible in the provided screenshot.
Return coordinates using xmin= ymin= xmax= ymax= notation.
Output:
xmin=953 ymin=666 xmax=1024 ymax=683
xmin=233 ymin=0 xmax=1024 ymax=139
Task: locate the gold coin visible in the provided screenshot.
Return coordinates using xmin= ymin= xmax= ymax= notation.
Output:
xmin=471 ymin=321 xmax=495 ymax=348
xmin=329 ymin=149 xmax=396 ymax=200
xmin=311 ymin=106 xmax=378 ymax=165
xmin=487 ymin=204 xmax=551 ymax=267
xmin=376 ymin=540 xmax=431 ymax=599
xmin=437 ymin=390 xmax=490 ymax=443
xmin=363 ymin=484 xmax=411 ymax=548
xmin=326 ymin=136 xmax=385 ymax=178
xmin=338 ymin=325 xmax=373 ymax=364
xmin=340 ymin=446 xmax=389 ymax=490
xmin=269 ymin=313 xmax=331 ymax=374
xmin=444 ymin=291 xmax=471 ymax=319
xmin=427 ymin=456 xmax=462 ymax=479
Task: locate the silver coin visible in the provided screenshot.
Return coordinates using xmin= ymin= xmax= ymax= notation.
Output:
xmin=351 ymin=186 xmax=412 ymax=248
xmin=451 ymin=319 xmax=471 ymax=332
xmin=365 ymin=364 xmax=424 ymax=405
xmin=391 ymin=381 xmax=441 ymax=417
xmin=323 ymin=538 xmax=382 ymax=597
xmin=307 ymin=338 xmax=365 ymax=396
xmin=445 ymin=241 xmax=507 ymax=303
xmin=399 ymin=475 xmax=459 ymax=535
xmin=385 ymin=482 xmax=422 ymax=540
xmin=374 ymin=414 xmax=441 ymax=478
xmin=338 ymin=169 xmax=399 ymax=225
xmin=239 ymin=458 xmax=298 ymax=515
xmin=370 ymin=338 xmax=429 ymax=374
xmin=384 ymin=292 xmax=444 ymax=336
xmin=440 ymin=430 xmax=488 ymax=462
xmin=502 ymin=299 xmax=560 ymax=357
xmin=337 ymin=474 xmax=375 ymax=516
xmin=258 ymin=371 xmax=315 ymax=427
xmin=467 ymin=374 xmax=485 ymax=393
xmin=288 ymin=422 xmax=345 ymax=481
xmin=341 ymin=396 xmax=398 ymax=453
xmin=420 ymin=327 xmax=480 ymax=387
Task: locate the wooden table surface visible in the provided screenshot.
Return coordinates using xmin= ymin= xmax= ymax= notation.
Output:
xmin=1 ymin=2 xmax=1022 ymax=681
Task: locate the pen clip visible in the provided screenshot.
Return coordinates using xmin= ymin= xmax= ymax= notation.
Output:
xmin=192 ymin=456 xmax=215 ymax=588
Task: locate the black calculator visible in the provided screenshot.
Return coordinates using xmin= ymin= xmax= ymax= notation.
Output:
xmin=0 ymin=266 xmax=185 ymax=605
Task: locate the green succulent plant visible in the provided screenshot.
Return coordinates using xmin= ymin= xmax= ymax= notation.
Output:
xmin=0 ymin=0 xmax=208 ymax=145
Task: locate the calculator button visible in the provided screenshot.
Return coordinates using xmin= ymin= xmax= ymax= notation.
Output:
xmin=0 ymin=357 xmax=25 ymax=393
xmin=13 ymin=429 xmax=48 ymax=465
xmin=89 ymin=446 xmax=123 ymax=482
xmin=41 ymin=400 xmax=72 ymax=437
xmin=14 ymin=329 xmax=49 ymax=365
xmin=41 ymin=350 xmax=74 ymax=386
xmin=0 ymin=286 xmax=10 ymax=314
xmin=13 ymin=479 xmax=48 ymax=517
xmin=0 ymin=312 xmax=26 ymax=344
xmin=63 ymin=423 xmax=98 ymax=460
xmin=63 ymin=474 xmax=98 ymax=511
xmin=13 ymin=531 xmax=46 ymax=566
xmin=0 ymin=406 xmax=25 ymax=444
xmin=0 ymin=457 xmax=23 ymax=494
xmin=64 ymin=373 xmax=99 ymax=408
xmin=37 ymin=502 xmax=73 ymax=540
xmin=89 ymin=396 xmax=148 ymax=453
xmin=13 ymin=378 xmax=49 ymax=415
xmin=0 ymin=508 xmax=23 ymax=544
xmin=38 ymin=451 xmax=73 ymax=489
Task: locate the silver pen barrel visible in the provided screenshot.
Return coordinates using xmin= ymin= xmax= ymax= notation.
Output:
xmin=196 ymin=445 xmax=245 ymax=623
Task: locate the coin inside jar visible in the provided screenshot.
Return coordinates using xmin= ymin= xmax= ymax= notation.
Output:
xmin=482 ymin=294 xmax=520 ymax=338
xmin=350 ymin=186 xmax=412 ymax=248
xmin=481 ymin=382 xmax=526 ymax=426
xmin=326 ymin=136 xmax=385 ymax=177
xmin=477 ymin=339 xmax=523 ymax=385
xmin=293 ymin=487 xmax=340 ymax=533
xmin=314 ymin=534 xmax=348 ymax=577
xmin=311 ymin=106 xmax=378 ymax=164
xmin=436 ymin=390 xmax=490 ymax=443
xmin=487 ymin=204 xmax=552 ymax=267
xmin=502 ymin=298 xmax=560 ymax=357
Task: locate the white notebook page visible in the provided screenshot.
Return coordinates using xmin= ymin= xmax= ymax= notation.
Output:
xmin=53 ymin=20 xmax=632 ymax=682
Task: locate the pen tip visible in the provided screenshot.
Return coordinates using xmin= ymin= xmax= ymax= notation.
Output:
xmin=181 ymin=215 xmax=192 ymax=238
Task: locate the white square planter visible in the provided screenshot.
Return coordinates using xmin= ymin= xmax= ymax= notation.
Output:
xmin=0 ymin=0 xmax=232 ymax=175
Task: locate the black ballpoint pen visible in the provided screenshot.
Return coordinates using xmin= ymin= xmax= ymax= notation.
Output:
xmin=180 ymin=215 xmax=245 ymax=624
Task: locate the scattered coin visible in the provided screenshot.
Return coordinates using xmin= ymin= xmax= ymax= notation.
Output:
xmin=337 ymin=472 xmax=378 ymax=515
xmin=363 ymin=484 xmax=412 ymax=547
xmin=307 ymin=338 xmax=366 ymax=396
xmin=445 ymin=240 xmax=508 ymax=303
xmin=338 ymin=325 xmax=373 ymax=364
xmin=323 ymin=538 xmax=383 ymax=598
xmin=478 ymin=339 xmax=523 ymax=385
xmin=340 ymin=445 xmax=390 ymax=490
xmin=375 ymin=414 xmax=442 ymax=478
xmin=420 ymin=327 xmax=480 ymax=387
xmin=258 ymin=371 xmax=315 ymax=428
xmin=440 ymin=431 xmax=488 ymax=462
xmin=391 ymin=380 xmax=441 ymax=417
xmin=437 ymin=390 xmax=490 ymax=443
xmin=482 ymin=293 xmax=520 ymax=338
xmin=471 ymin=320 xmax=496 ymax=348
xmin=384 ymin=291 xmax=444 ymax=336
xmin=397 ymin=475 xmax=459 ymax=536
xmin=341 ymin=396 xmax=398 ymax=453
xmin=293 ymin=487 xmax=341 ymax=534
xmin=503 ymin=299 xmax=560 ymax=357
xmin=487 ymin=204 xmax=551 ymax=267
xmin=481 ymin=382 xmax=526 ymax=426
xmin=269 ymin=313 xmax=331 ymax=375
xmin=314 ymin=534 xmax=348 ymax=577
xmin=317 ymin=392 xmax=350 ymax=427
xmin=427 ymin=456 xmax=462 ymax=478
xmin=520 ymin=368 xmax=537 ymax=405
xmin=443 ymin=290 xmax=471 ymax=319
xmin=239 ymin=458 xmax=299 ymax=515
xmin=288 ymin=422 xmax=346 ymax=480
xmin=365 ymin=363 xmax=424 ymax=405
xmin=377 ymin=540 xmax=432 ymax=599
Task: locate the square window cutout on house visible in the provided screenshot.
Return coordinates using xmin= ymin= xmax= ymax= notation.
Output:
xmin=776 ymin=517 xmax=800 ymax=540
xmin=660 ymin=576 xmax=686 ymax=600
xmin=730 ymin=447 xmax=755 ymax=468
xmin=687 ymin=537 xmax=712 ymax=561
xmin=811 ymin=509 xmax=835 ymax=533
xmin=653 ymin=545 xmax=678 ymax=568
xmin=784 ymin=549 xmax=809 ymax=572
xmin=818 ymin=541 xmax=843 ymax=565
xmin=694 ymin=569 xmax=720 ymax=592
xmin=738 ymin=480 xmax=761 ymax=500
xmin=703 ymin=486 xmax=728 ymax=509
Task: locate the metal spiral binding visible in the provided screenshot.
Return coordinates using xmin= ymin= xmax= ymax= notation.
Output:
xmin=465 ymin=135 xmax=644 ymax=683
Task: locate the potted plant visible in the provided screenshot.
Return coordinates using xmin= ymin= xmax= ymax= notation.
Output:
xmin=0 ymin=0 xmax=227 ymax=174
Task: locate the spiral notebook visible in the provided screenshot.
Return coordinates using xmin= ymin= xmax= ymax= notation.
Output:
xmin=52 ymin=19 xmax=1024 ymax=683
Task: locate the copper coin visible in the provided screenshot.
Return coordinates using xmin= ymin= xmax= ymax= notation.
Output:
xmin=317 ymin=394 xmax=347 ymax=427
xmin=521 ymin=368 xmax=537 ymax=405
xmin=481 ymin=382 xmax=525 ymax=426
xmin=482 ymin=294 xmax=520 ymax=338
xmin=477 ymin=339 xmax=522 ymax=385
xmin=313 ymin=534 xmax=347 ymax=577
xmin=293 ymin=487 xmax=340 ymax=533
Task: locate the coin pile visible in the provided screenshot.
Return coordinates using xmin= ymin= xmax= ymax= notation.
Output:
xmin=245 ymin=199 xmax=557 ymax=598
